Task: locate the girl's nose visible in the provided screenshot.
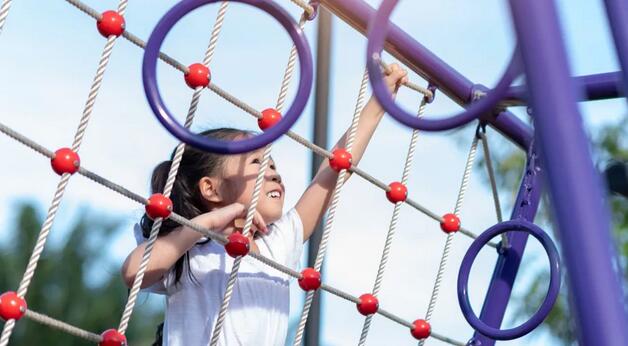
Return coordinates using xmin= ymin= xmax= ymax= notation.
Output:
xmin=267 ymin=172 xmax=282 ymax=184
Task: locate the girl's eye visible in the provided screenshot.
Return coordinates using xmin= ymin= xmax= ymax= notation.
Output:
xmin=252 ymin=158 xmax=261 ymax=164
xmin=270 ymin=164 xmax=276 ymax=171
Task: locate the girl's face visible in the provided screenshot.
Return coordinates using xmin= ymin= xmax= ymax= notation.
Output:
xmin=218 ymin=148 xmax=285 ymax=224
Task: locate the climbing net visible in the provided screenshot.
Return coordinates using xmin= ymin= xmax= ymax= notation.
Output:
xmin=0 ymin=1 xmax=518 ymax=345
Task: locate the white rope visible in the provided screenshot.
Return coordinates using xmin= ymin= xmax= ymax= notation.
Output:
xmin=0 ymin=0 xmax=13 ymax=36
xmin=292 ymin=68 xmax=370 ymax=346
xmin=118 ymin=2 xmax=230 ymax=335
xmin=419 ymin=135 xmax=479 ymax=346
xmin=478 ymin=129 xmax=508 ymax=247
xmin=0 ymin=2 xmax=128 ymax=344
xmin=209 ymin=13 xmax=308 ymax=346
xmin=358 ymin=98 xmax=428 ymax=345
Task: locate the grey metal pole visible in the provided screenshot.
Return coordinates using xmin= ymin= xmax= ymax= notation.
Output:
xmin=305 ymin=7 xmax=332 ymax=346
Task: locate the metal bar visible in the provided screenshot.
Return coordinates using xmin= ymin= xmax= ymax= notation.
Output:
xmin=320 ymin=0 xmax=533 ymax=150
xmin=603 ymin=0 xmax=628 ymax=101
xmin=509 ymin=1 xmax=628 ymax=345
xmin=305 ymin=7 xmax=333 ymax=346
xmin=505 ymin=71 xmax=625 ymax=105
xmin=471 ymin=151 xmax=543 ymax=346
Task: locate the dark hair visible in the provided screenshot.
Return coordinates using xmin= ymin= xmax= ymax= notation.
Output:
xmin=139 ymin=128 xmax=250 ymax=285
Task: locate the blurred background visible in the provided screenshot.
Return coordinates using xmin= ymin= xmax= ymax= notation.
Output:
xmin=0 ymin=0 xmax=625 ymax=345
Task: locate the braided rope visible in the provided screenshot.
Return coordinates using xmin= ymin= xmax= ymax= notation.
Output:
xmin=0 ymin=2 xmax=128 ymax=344
xmin=25 ymin=310 xmax=102 ymax=343
xmin=118 ymin=3 xmax=230 ymax=335
xmin=208 ymin=145 xmax=272 ymax=346
xmin=289 ymin=0 xmax=315 ymax=17
xmin=478 ymin=129 xmax=508 ymax=247
xmin=419 ymin=135 xmax=479 ymax=346
xmin=358 ymin=98 xmax=428 ymax=345
xmin=293 ymin=68 xmax=370 ymax=346
xmin=0 ymin=0 xmax=12 ymax=36
xmin=378 ymin=60 xmax=433 ymax=100
xmin=209 ymin=13 xmax=307 ymax=346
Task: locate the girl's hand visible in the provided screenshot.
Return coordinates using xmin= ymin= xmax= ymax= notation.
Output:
xmin=198 ymin=203 xmax=268 ymax=236
xmin=383 ymin=63 xmax=409 ymax=97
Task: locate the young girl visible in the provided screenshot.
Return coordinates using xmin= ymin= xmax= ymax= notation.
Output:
xmin=121 ymin=65 xmax=408 ymax=345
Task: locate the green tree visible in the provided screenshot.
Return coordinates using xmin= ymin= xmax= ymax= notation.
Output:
xmin=479 ymin=117 xmax=628 ymax=344
xmin=0 ymin=202 xmax=163 ymax=345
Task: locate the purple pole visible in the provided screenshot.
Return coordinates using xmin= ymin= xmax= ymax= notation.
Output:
xmin=506 ymin=71 xmax=625 ymax=104
xmin=509 ymin=0 xmax=628 ymax=345
xmin=471 ymin=149 xmax=543 ymax=345
xmin=603 ymin=0 xmax=628 ymax=100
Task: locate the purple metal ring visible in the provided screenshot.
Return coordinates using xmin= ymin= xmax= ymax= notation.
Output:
xmin=366 ymin=0 xmax=521 ymax=131
xmin=142 ymin=0 xmax=313 ymax=154
xmin=457 ymin=220 xmax=561 ymax=340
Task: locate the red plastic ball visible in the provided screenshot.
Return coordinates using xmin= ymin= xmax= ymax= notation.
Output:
xmin=184 ymin=63 xmax=211 ymax=89
xmin=440 ymin=213 xmax=461 ymax=233
xmin=258 ymin=108 xmax=282 ymax=131
xmin=99 ymin=329 xmax=127 ymax=346
xmin=51 ymin=148 xmax=80 ymax=175
xmin=356 ymin=293 xmax=379 ymax=316
xmin=298 ymin=268 xmax=321 ymax=291
xmin=386 ymin=182 xmax=407 ymax=203
xmin=411 ymin=319 xmax=431 ymax=340
xmin=145 ymin=194 xmax=173 ymax=220
xmin=97 ymin=11 xmax=125 ymax=38
xmin=0 ymin=291 xmax=26 ymax=321
xmin=225 ymin=232 xmax=250 ymax=258
xmin=329 ymin=149 xmax=352 ymax=172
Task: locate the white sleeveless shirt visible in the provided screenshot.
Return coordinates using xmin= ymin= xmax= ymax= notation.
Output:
xmin=134 ymin=209 xmax=304 ymax=346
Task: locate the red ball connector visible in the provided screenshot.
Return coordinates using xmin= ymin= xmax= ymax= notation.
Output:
xmin=0 ymin=291 xmax=27 ymax=321
xmin=411 ymin=319 xmax=431 ymax=340
xmin=99 ymin=329 xmax=127 ymax=346
xmin=145 ymin=194 xmax=173 ymax=220
xmin=184 ymin=63 xmax=211 ymax=89
xmin=386 ymin=182 xmax=407 ymax=203
xmin=440 ymin=213 xmax=460 ymax=233
xmin=97 ymin=11 xmax=125 ymax=38
xmin=225 ymin=232 xmax=250 ymax=258
xmin=298 ymin=268 xmax=321 ymax=291
xmin=51 ymin=148 xmax=80 ymax=175
xmin=356 ymin=293 xmax=379 ymax=315
xmin=258 ymin=108 xmax=282 ymax=131
xmin=329 ymin=149 xmax=352 ymax=172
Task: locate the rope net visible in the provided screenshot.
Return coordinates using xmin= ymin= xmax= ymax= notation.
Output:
xmin=0 ymin=1 xmax=506 ymax=345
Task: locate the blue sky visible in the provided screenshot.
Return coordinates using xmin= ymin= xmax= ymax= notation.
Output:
xmin=0 ymin=0 xmax=625 ymax=345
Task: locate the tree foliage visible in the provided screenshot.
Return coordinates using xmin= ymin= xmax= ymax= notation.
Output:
xmin=0 ymin=202 xmax=162 ymax=345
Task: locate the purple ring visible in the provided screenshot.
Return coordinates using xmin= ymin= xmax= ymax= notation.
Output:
xmin=457 ymin=220 xmax=561 ymax=340
xmin=142 ymin=0 xmax=313 ymax=154
xmin=366 ymin=0 xmax=521 ymax=131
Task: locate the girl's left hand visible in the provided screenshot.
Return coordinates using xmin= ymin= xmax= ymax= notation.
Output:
xmin=384 ymin=63 xmax=409 ymax=97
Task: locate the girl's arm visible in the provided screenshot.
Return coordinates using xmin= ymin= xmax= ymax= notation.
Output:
xmin=121 ymin=203 xmax=267 ymax=288
xmin=296 ymin=64 xmax=408 ymax=242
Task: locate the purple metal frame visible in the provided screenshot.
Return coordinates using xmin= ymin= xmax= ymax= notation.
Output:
xmin=320 ymin=0 xmax=628 ymax=344
xmin=506 ymin=71 xmax=625 ymax=105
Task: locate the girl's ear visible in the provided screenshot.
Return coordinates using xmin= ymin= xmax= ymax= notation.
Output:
xmin=199 ymin=177 xmax=222 ymax=203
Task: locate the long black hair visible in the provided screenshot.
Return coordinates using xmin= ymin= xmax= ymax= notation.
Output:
xmin=139 ymin=128 xmax=250 ymax=285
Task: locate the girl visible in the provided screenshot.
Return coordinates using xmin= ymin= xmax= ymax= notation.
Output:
xmin=121 ymin=64 xmax=408 ymax=345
